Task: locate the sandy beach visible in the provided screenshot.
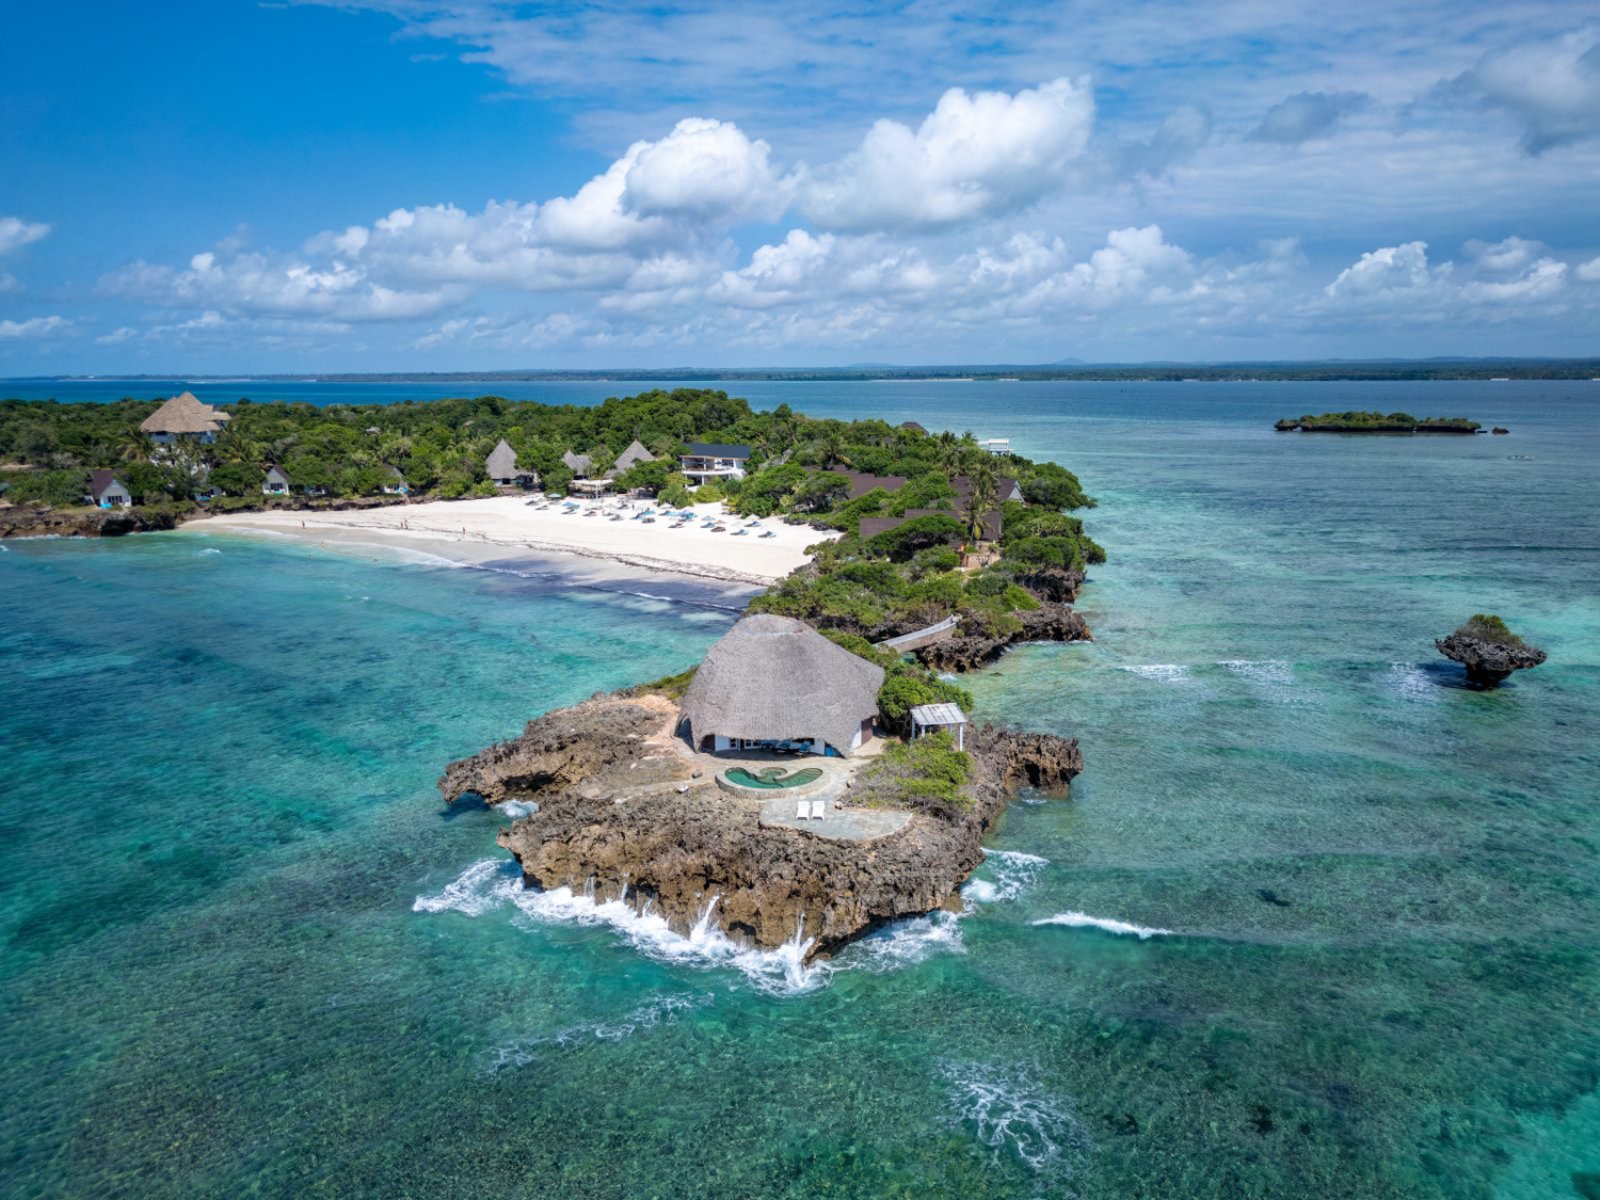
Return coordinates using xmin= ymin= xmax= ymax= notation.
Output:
xmin=182 ymin=495 xmax=834 ymax=586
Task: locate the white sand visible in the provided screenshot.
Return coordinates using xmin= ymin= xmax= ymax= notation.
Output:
xmin=182 ymin=495 xmax=834 ymax=586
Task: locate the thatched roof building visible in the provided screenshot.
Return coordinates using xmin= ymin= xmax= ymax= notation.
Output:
xmin=680 ymin=615 xmax=884 ymax=758
xmin=140 ymin=391 xmax=230 ymax=441
xmin=562 ymin=449 xmax=593 ymax=476
xmin=612 ymin=439 xmax=655 ymax=474
xmin=486 ymin=439 xmax=519 ymax=483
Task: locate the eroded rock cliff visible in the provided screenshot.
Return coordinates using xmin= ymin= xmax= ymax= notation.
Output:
xmin=439 ymin=695 xmax=1081 ymax=960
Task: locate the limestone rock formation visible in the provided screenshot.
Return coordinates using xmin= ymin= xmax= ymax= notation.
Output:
xmin=439 ymin=695 xmax=1082 ymax=960
xmin=1435 ymin=632 xmax=1547 ymax=688
xmin=916 ymin=601 xmax=1091 ymax=673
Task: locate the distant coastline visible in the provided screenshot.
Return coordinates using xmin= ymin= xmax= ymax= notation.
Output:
xmin=11 ymin=355 xmax=1600 ymax=387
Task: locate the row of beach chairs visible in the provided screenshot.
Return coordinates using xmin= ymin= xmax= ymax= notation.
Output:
xmin=795 ymin=799 xmax=828 ymax=821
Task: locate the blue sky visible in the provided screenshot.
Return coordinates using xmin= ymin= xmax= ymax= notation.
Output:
xmin=2 ymin=1 xmax=1597 ymax=371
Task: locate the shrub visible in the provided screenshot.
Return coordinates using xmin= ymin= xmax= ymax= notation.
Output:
xmin=1455 ymin=613 xmax=1525 ymax=646
xmin=856 ymin=731 xmax=974 ymax=819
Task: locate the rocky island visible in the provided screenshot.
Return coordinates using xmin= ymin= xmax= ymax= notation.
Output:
xmin=1436 ymin=613 xmax=1547 ymax=687
xmin=441 ymin=620 xmax=1082 ymax=960
xmin=434 ymin=398 xmax=1103 ymax=960
xmin=1275 ymin=410 xmax=1483 ymax=432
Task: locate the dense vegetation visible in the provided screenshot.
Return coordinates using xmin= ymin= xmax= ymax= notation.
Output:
xmin=1275 ymin=411 xmax=1481 ymax=432
xmin=2 ymin=387 xmax=1098 ymax=737
xmin=854 ymin=731 xmax=974 ymax=819
xmin=1453 ymin=614 xmax=1527 ymax=646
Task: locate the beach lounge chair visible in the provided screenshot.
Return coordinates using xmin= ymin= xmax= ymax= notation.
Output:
xmin=732 ymin=529 xmax=748 ymax=536
xmin=796 ymin=799 xmax=809 ymax=820
xmin=760 ymin=530 xmax=777 ymax=539
xmin=810 ymin=800 xmax=826 ymax=820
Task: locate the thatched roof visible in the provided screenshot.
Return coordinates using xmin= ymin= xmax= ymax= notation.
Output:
xmin=485 ymin=439 xmax=519 ymax=479
xmin=612 ymin=439 xmax=655 ymax=473
xmin=563 ymin=449 xmax=592 ymax=476
xmin=680 ymin=615 xmax=884 ymax=756
xmin=140 ymin=391 xmax=229 ymax=435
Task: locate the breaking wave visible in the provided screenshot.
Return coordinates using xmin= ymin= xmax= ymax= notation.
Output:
xmin=415 ymin=848 xmax=1051 ymax=992
xmin=1031 ymin=911 xmax=1172 ymax=939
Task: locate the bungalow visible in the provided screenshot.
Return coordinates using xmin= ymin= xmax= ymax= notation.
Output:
xmin=860 ymin=507 xmax=1001 ymax=544
xmin=980 ymin=438 xmax=1013 ymax=457
xmin=679 ymin=441 xmax=751 ymax=486
xmin=899 ymin=421 xmax=928 ymax=434
xmin=140 ymin=391 xmax=230 ymax=445
xmin=679 ymin=614 xmax=884 ymax=758
xmin=952 ymin=473 xmax=1024 ymax=504
xmin=561 ymin=449 xmax=592 ymax=477
xmin=839 ymin=470 xmax=909 ymax=500
xmin=263 ymin=465 xmax=292 ymax=496
xmin=611 ymin=439 xmax=656 ymax=474
xmin=85 ymin=470 xmax=132 ymax=509
xmin=487 ymin=439 xmax=537 ymax=488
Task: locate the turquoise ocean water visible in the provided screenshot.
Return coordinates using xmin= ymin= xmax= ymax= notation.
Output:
xmin=1 ymin=382 xmax=1596 ymax=1198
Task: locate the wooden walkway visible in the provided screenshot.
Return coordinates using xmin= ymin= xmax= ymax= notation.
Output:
xmin=876 ymin=615 xmax=961 ymax=654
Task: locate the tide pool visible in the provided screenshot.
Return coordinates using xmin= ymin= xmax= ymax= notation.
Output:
xmin=1 ymin=383 xmax=1596 ymax=1198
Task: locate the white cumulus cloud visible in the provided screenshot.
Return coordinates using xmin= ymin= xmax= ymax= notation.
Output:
xmin=1325 ymin=241 xmax=1437 ymax=298
xmin=801 ymin=77 xmax=1095 ymax=230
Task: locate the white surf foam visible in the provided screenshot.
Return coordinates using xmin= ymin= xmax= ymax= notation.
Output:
xmin=415 ymin=862 xmax=827 ymax=994
xmin=487 ymin=992 xmax=707 ymax=1074
xmin=940 ymin=1060 xmax=1089 ymax=1174
xmin=493 ymin=799 xmax=539 ymax=819
xmin=418 ymin=849 xmax=1051 ymax=992
xmin=1119 ymin=662 xmax=1190 ymax=683
xmin=1219 ymin=658 xmax=1293 ymax=684
xmin=1031 ymin=911 xmax=1172 ymax=939
xmin=198 ymin=547 xmax=222 ymax=556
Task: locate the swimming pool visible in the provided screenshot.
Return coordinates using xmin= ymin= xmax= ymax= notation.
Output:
xmin=722 ymin=766 xmax=824 ymax=790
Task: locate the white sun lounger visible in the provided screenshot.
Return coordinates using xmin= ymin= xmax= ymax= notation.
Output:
xmin=810 ymin=800 xmax=826 ymax=820
xmin=796 ymin=799 xmax=809 ymax=819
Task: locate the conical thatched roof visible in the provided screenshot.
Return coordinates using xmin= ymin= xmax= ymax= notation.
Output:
xmin=680 ymin=615 xmax=884 ymax=757
xmin=140 ymin=391 xmax=229 ymax=434
xmin=485 ymin=438 xmax=519 ymax=479
xmin=612 ymin=438 xmax=655 ymax=474
xmin=562 ymin=449 xmax=592 ymax=476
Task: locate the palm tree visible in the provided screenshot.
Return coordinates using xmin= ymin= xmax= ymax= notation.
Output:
xmin=963 ymin=459 xmax=1000 ymax=545
xmin=818 ymin=426 xmax=852 ymax=469
xmin=934 ymin=431 xmax=964 ymax=475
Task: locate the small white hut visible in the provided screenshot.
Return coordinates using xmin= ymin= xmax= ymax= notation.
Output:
xmin=86 ymin=470 xmax=132 ymax=509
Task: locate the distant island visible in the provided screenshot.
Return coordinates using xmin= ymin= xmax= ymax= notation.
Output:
xmin=1275 ymin=411 xmax=1484 ymax=433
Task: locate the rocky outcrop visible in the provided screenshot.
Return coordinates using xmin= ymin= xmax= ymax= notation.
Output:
xmin=1435 ymin=633 xmax=1547 ymax=688
xmin=0 ymin=494 xmax=417 ymax=540
xmin=1011 ymin=566 xmax=1085 ymax=604
xmin=439 ymin=695 xmax=1082 ymax=960
xmin=916 ymin=601 xmax=1091 ymax=673
xmin=0 ymin=504 xmax=180 ymax=538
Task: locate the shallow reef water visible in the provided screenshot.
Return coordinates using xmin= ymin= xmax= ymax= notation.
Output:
xmin=1 ymin=381 xmax=1596 ymax=1198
